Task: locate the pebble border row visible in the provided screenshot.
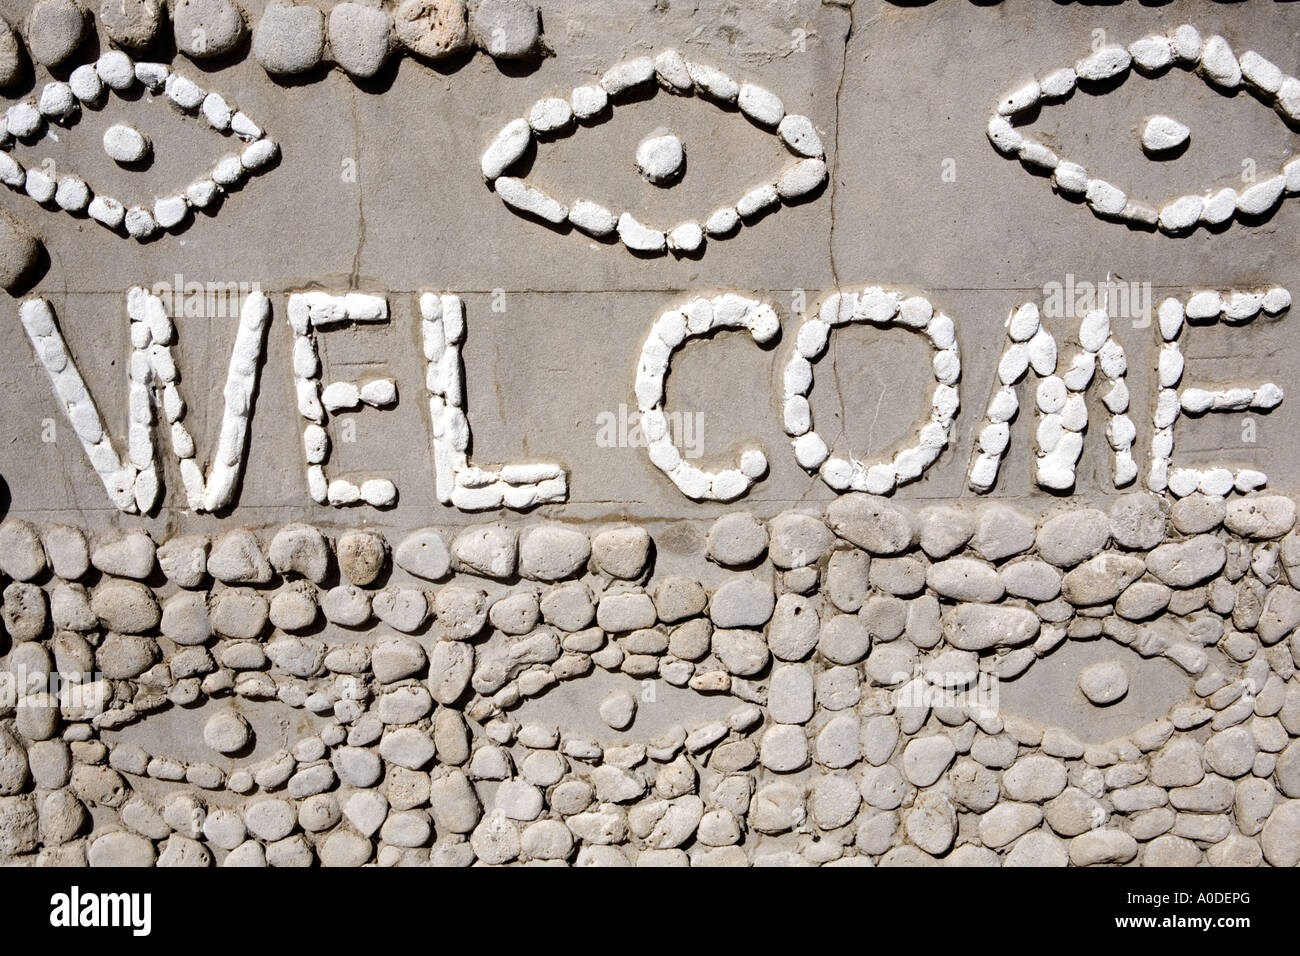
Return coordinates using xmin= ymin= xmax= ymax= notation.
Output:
xmin=5 ymin=0 xmax=544 ymax=83
xmin=1 ymin=490 xmax=1300 ymax=865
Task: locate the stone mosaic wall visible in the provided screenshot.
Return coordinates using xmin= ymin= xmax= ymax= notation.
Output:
xmin=0 ymin=0 xmax=1298 ymax=869
xmin=2 ymin=491 xmax=1300 ymax=866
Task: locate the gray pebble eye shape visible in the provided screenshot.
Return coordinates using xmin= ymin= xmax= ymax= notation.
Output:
xmin=997 ymin=636 xmax=1195 ymax=745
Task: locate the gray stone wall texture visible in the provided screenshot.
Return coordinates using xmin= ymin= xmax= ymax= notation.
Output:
xmin=0 ymin=0 xmax=1298 ymax=867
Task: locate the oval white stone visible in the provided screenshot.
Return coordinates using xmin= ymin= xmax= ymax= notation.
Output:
xmin=103 ymin=123 xmax=150 ymax=163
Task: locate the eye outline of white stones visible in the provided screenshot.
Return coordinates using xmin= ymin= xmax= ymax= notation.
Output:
xmin=287 ymin=291 xmax=400 ymax=509
xmin=480 ymin=50 xmax=828 ymax=257
xmin=1145 ymin=286 xmax=1290 ymax=498
xmin=419 ymin=292 xmax=568 ymax=510
xmin=984 ymin=629 xmax=1211 ymax=744
xmin=0 ymin=50 xmax=278 ymax=242
xmin=988 ymin=25 xmax=1300 ymax=235
xmin=967 ymin=302 xmax=1136 ymax=495
xmin=17 ymin=287 xmax=270 ymax=515
xmin=785 ymin=288 xmax=960 ymax=496
xmin=635 ymin=293 xmax=778 ymax=501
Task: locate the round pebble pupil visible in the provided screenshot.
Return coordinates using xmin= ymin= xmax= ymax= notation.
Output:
xmin=103 ymin=123 xmax=151 ymax=164
xmin=1140 ymin=114 xmax=1190 ymax=155
xmin=1078 ymin=659 xmax=1130 ymax=705
xmin=636 ymin=131 xmax=684 ymax=185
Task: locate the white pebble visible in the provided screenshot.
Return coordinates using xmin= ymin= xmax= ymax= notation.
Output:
xmin=738 ymin=83 xmax=784 ymax=126
xmin=1129 ymin=35 xmax=1173 ymax=72
xmin=96 ymin=50 xmax=136 ymax=90
xmin=666 ymin=222 xmax=703 ymax=253
xmin=617 ymin=213 xmax=665 ymax=253
xmin=1076 ymin=46 xmax=1131 ymax=82
xmin=154 ymin=195 xmax=188 ymax=228
xmin=88 ymin=195 xmax=125 ymax=229
xmin=528 ymin=97 xmax=572 ymax=134
xmin=103 ymin=123 xmax=150 ymax=163
xmin=165 ymin=73 xmax=206 ymax=110
xmin=24 ymin=169 xmax=55 ymax=203
xmin=1198 ymin=35 xmax=1241 ymax=90
xmin=322 ymin=381 xmax=360 ymax=410
xmin=570 ymin=85 xmax=607 ymax=120
xmin=38 ymin=82 xmax=76 ymax=119
xmin=495 ymin=176 xmax=567 ymax=224
xmin=705 ymin=206 xmax=739 ymax=236
xmin=1142 ymin=115 xmax=1189 ymax=153
xmin=481 ymin=117 xmax=530 ymax=181
xmin=360 ymin=379 xmax=396 ymax=406
xmin=1085 ymin=178 xmax=1126 ymax=217
xmin=636 ymin=132 xmax=684 ymax=185
xmin=568 ymin=199 xmax=616 ymax=237
xmin=54 ymin=176 xmax=89 ymax=211
xmin=69 ymin=64 xmax=103 ymax=102
xmin=125 ymin=206 xmax=159 ymax=239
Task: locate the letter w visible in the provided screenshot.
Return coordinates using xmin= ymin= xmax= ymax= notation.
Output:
xmin=19 ymin=287 xmax=270 ymax=513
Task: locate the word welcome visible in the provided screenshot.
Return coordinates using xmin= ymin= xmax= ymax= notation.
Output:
xmin=18 ymin=283 xmax=1289 ymax=514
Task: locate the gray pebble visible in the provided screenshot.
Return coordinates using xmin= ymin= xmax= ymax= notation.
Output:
xmin=927 ymin=557 xmax=1003 ymax=602
xmin=971 ymin=505 xmax=1035 ymax=561
xmin=0 ymin=19 xmax=24 ymax=88
xmin=451 ymin=524 xmax=515 ymax=579
xmin=519 ymin=523 xmax=589 ymax=580
xmin=0 ymin=519 xmax=46 ymax=581
xmin=207 ymin=529 xmax=271 ymax=584
xmin=328 ymin=2 xmax=393 ymax=79
xmin=268 ymin=523 xmax=330 ymax=583
xmin=1109 ymin=493 xmax=1168 ymax=550
xmin=173 ymin=0 xmax=246 ymax=59
xmin=470 ymin=0 xmax=538 ymax=59
xmin=826 ymin=494 xmax=914 ymax=555
xmin=1036 ymin=508 xmax=1110 ymax=567
xmin=90 ymin=530 xmax=155 ymax=580
xmin=394 ymin=0 xmax=469 ymax=60
xmin=254 ymin=3 xmax=325 ymax=75
xmin=43 ymin=525 xmax=88 ymax=580
xmin=706 ymin=512 xmax=767 ymax=566
xmin=708 ymin=575 xmax=774 ymax=628
xmin=394 ymin=528 xmax=451 ymax=581
xmin=337 ymin=529 xmax=388 ymax=585
xmin=591 ymin=526 xmax=651 ymax=579
xmin=27 ymin=0 xmax=86 ymax=67
xmin=1147 ymin=534 xmax=1226 ymax=588
xmin=157 ymin=535 xmax=208 ymax=588
xmin=0 ymin=210 xmax=41 ymax=292
xmin=99 ymin=0 xmax=164 ymax=49
xmin=768 ymin=511 xmax=832 ymax=568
